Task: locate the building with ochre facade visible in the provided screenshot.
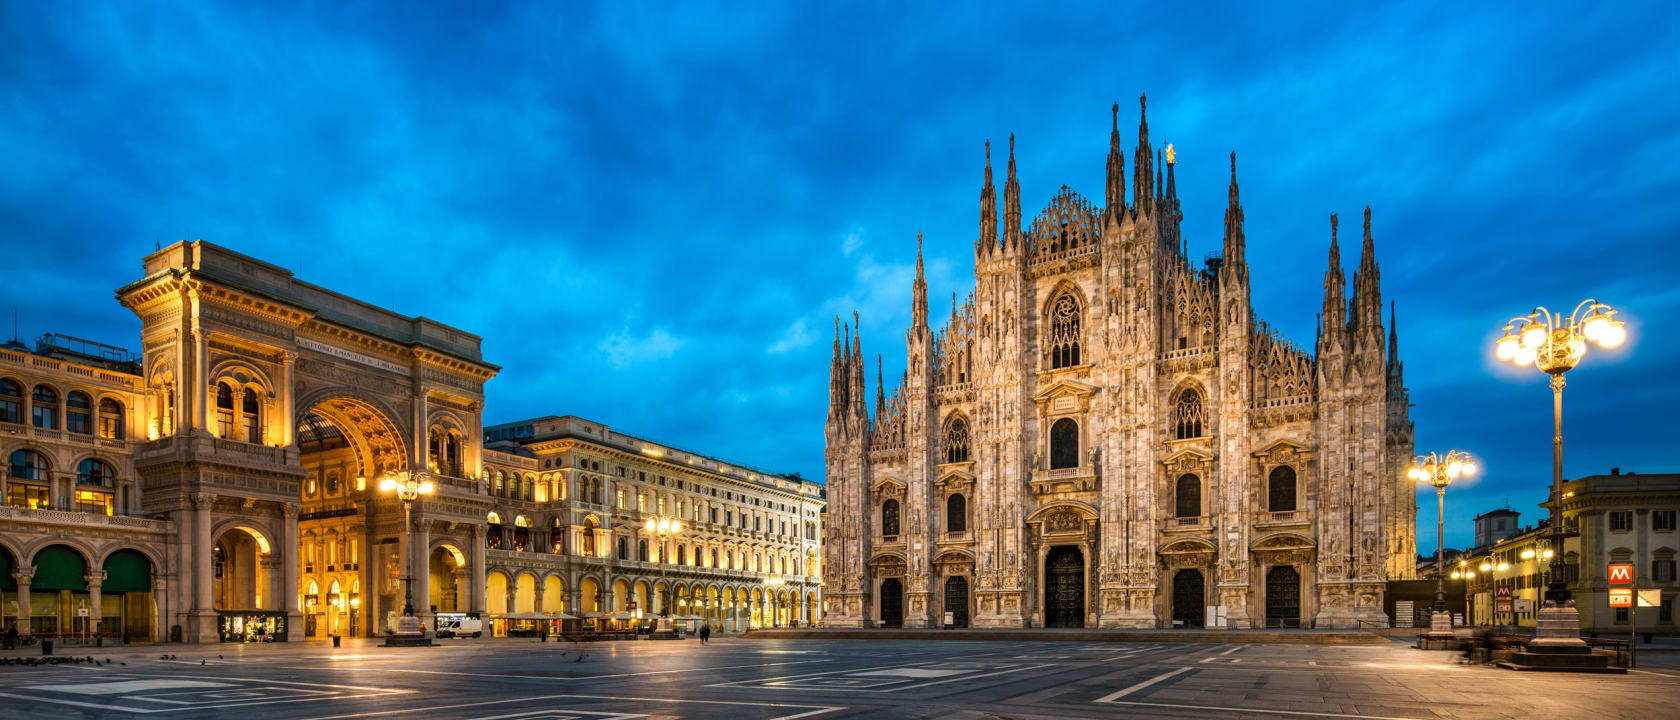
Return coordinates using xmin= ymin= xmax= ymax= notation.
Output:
xmin=823 ymin=97 xmax=1416 ymax=630
xmin=1 ymin=240 xmax=819 ymax=643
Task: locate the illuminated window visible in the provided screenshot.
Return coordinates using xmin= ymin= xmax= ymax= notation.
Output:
xmin=31 ymin=384 xmax=57 ymax=430
xmin=0 ymin=378 xmax=21 ymax=424
xmin=214 ymin=384 xmax=234 ymax=437
xmin=98 ymin=398 xmax=124 ymax=439
xmin=66 ymin=391 xmax=92 ymax=434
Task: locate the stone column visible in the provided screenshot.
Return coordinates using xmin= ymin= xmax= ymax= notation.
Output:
xmin=151 ymin=576 xmax=166 ymax=643
xmin=411 ymin=512 xmax=432 ymax=629
xmin=12 ymin=567 xmax=33 ymax=636
xmin=451 ymin=569 xmax=468 ymax=614
xmin=85 ymin=569 xmax=107 ymax=636
xmin=279 ymin=352 xmax=296 ymax=447
xmin=533 ymin=579 xmax=545 ymax=615
xmin=282 ymin=502 xmax=303 ymax=640
xmin=190 ymin=492 xmax=217 ymax=642
xmin=469 ymin=525 xmax=486 ymax=615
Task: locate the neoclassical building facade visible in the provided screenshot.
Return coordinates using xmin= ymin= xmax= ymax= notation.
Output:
xmin=469 ymin=416 xmax=823 ymax=633
xmin=1 ymin=240 xmax=819 ymax=643
xmin=823 ymin=97 xmax=1416 ymax=630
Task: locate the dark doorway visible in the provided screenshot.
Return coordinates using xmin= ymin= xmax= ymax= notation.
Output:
xmin=1044 ymin=546 xmax=1085 ymax=628
xmin=1172 ymin=568 xmax=1205 ymax=628
xmin=944 ymin=576 xmax=970 ymax=628
xmin=879 ymin=578 xmax=904 ymax=628
xmin=1266 ymin=565 xmax=1302 ymax=628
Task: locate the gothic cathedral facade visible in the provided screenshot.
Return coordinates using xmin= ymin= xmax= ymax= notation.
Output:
xmin=822 ymin=97 xmax=1417 ymax=630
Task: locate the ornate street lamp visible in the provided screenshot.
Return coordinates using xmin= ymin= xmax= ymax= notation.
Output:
xmin=1494 ymin=299 xmax=1625 ymax=651
xmin=643 ymin=515 xmax=682 ymax=632
xmin=379 ymin=470 xmax=434 ymax=644
xmin=1410 ymin=451 xmax=1476 ymax=638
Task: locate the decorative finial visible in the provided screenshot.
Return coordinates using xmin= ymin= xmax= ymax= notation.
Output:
xmin=1009 ymin=133 xmax=1015 ymax=153
xmin=1331 ymin=212 xmax=1339 ymax=241
xmin=1112 ymin=101 xmax=1119 ymax=128
xmin=985 ymin=139 xmax=990 ymax=161
xmin=1165 ymin=143 xmax=1175 ymax=165
xmin=1229 ymin=151 xmax=1236 ymax=174
xmin=1139 ymin=93 xmax=1146 ymax=116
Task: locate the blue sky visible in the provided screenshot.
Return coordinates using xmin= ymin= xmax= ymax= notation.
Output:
xmin=1 ymin=2 xmax=1675 ymax=552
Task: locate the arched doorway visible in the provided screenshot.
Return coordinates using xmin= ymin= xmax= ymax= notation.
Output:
xmin=0 ymin=545 xmax=17 ymax=633
xmin=101 ymin=549 xmax=155 ymax=641
xmin=1265 ymin=566 xmax=1302 ymax=628
xmin=1172 ymin=568 xmax=1205 ymax=628
xmin=878 ymin=578 xmax=903 ymax=628
xmin=943 ymin=576 xmax=969 ymax=628
xmin=1044 ymin=546 xmax=1084 ymax=627
xmin=429 ymin=545 xmax=465 ymax=613
xmin=486 ymin=571 xmax=509 ymax=637
xmin=30 ymin=544 xmax=88 ymax=635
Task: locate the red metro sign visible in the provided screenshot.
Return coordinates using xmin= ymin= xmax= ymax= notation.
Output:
xmin=1608 ymin=563 xmax=1635 ymax=585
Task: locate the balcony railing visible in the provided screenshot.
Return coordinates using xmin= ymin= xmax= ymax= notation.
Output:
xmin=0 ymin=505 xmax=169 ymax=532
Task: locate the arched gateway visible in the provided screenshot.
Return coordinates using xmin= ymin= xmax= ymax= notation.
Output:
xmin=118 ymin=241 xmax=498 ymax=642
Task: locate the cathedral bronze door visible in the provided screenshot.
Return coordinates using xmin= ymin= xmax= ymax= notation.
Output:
xmin=879 ymin=578 xmax=903 ymax=628
xmin=1172 ymin=568 xmax=1204 ymax=628
xmin=1265 ymin=565 xmax=1301 ymax=628
xmin=1044 ymin=546 xmax=1085 ymax=628
xmin=943 ymin=576 xmax=969 ymax=628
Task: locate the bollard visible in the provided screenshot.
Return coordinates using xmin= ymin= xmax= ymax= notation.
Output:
xmin=41 ymin=639 xmax=53 ymax=656
xmin=332 ymin=635 xmax=341 ymax=648
xmin=540 ymin=633 xmax=547 ymax=642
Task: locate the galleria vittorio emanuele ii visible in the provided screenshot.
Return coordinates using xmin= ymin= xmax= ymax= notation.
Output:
xmin=0 ymin=242 xmax=825 ymax=644
xmin=822 ymin=98 xmax=1418 ymax=630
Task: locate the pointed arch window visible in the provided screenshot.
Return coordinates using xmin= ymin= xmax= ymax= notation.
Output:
xmin=943 ymin=414 xmax=970 ymax=464
xmin=1048 ymin=293 xmax=1082 ymax=368
xmin=1050 ymin=418 xmax=1079 ymax=469
xmin=1175 ymin=473 xmax=1201 ymax=518
xmin=1268 ymin=465 xmax=1297 ymax=512
xmin=1172 ymin=386 xmax=1204 ymax=439
xmin=881 ymin=498 xmax=901 ymax=537
xmin=946 ymin=494 xmax=967 ymax=534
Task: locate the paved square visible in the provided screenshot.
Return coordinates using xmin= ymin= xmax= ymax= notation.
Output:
xmin=2 ymin=637 xmax=1676 ymax=719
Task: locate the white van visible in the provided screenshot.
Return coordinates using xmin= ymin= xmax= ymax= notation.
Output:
xmin=435 ymin=617 xmax=483 ymax=638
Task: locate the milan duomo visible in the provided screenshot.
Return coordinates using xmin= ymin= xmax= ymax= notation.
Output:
xmin=822 ymin=96 xmax=1418 ymax=630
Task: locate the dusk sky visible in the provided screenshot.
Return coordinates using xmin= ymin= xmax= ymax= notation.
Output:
xmin=1 ymin=2 xmax=1674 ymax=552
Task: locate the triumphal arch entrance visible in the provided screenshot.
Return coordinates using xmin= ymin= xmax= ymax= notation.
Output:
xmin=117 ymin=241 xmax=497 ymax=642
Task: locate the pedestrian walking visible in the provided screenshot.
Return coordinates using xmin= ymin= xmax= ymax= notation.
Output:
xmin=4 ymin=626 xmax=17 ymax=650
xmin=699 ymin=623 xmax=710 ymax=644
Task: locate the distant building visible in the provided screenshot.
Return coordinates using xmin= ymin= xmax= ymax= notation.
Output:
xmin=1455 ymin=468 xmax=1677 ymax=634
xmin=1473 ymin=508 xmax=1520 ymax=551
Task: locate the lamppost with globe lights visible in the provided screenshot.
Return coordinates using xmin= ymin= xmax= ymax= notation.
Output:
xmin=379 ymin=470 xmax=434 ymax=643
xmin=643 ymin=515 xmax=682 ymax=632
xmin=1409 ymin=450 xmax=1476 ymax=637
xmin=1494 ymin=298 xmax=1625 ymax=652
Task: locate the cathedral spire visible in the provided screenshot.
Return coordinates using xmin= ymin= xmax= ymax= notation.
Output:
xmin=978 ymin=140 xmax=997 ymax=256
xmin=828 ymin=316 xmax=845 ymax=420
xmin=1222 ymin=151 xmax=1247 ymax=284
xmin=1133 ymin=93 xmax=1153 ymax=216
xmin=1321 ymin=213 xmax=1347 ymax=348
xmin=875 ymin=354 xmax=886 ymax=417
xmin=1155 ymin=149 xmax=1164 ymax=204
xmin=1387 ymin=302 xmax=1402 ymax=377
xmin=1003 ymin=133 xmax=1021 ymax=250
xmin=1105 ymin=102 xmax=1125 ymax=218
xmin=912 ymin=232 xmax=929 ymax=336
xmin=1351 ymin=206 xmax=1383 ymax=333
xmin=850 ymin=310 xmax=866 ymax=420
xmin=1163 ymin=143 xmax=1177 ymax=202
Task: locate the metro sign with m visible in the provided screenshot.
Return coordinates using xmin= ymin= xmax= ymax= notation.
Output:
xmin=1608 ymin=563 xmax=1634 ymax=585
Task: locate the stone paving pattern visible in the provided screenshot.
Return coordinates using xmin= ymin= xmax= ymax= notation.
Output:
xmin=1 ymin=636 xmax=1677 ymax=719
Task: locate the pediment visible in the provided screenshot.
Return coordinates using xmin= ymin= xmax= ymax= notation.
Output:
xmin=1033 ymin=378 xmax=1098 ymax=403
xmin=937 ymin=468 xmax=976 ymax=488
xmin=1253 ymin=438 xmax=1312 ymax=458
xmin=1161 ymin=446 xmax=1214 ymax=466
xmin=1251 ymin=532 xmax=1316 ymax=551
xmin=1159 ymin=537 xmax=1217 ymax=555
xmin=869 ymin=476 xmax=907 ymax=495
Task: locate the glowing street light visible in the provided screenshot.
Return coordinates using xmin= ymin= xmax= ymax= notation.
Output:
xmin=1494 ymin=299 xmax=1626 ymax=650
xmin=1411 ymin=450 xmax=1477 ymax=635
xmin=379 ymin=470 xmax=434 ymax=641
